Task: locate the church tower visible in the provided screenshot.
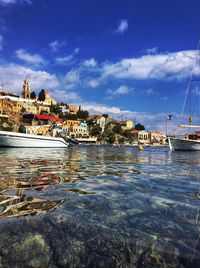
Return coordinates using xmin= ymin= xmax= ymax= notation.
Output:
xmin=22 ymin=80 xmax=30 ymax=99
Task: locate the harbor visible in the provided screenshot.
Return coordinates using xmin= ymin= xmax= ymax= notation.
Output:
xmin=0 ymin=0 xmax=200 ymax=267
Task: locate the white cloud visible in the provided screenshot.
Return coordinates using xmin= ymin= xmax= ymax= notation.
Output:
xmin=142 ymin=88 xmax=157 ymax=96
xmin=55 ymin=55 xmax=74 ymax=65
xmin=15 ymin=49 xmax=46 ymax=65
xmin=0 ymin=0 xmax=15 ymax=3
xmin=82 ymin=103 xmax=122 ymax=114
xmin=145 ymin=47 xmax=159 ymax=54
xmin=49 ymin=40 xmax=66 ymax=52
xmin=101 ymin=50 xmax=200 ymax=81
xmin=55 ymin=48 xmax=80 ymax=65
xmin=0 ymin=0 xmax=32 ymax=5
xmin=0 ymin=63 xmax=59 ymax=93
xmin=86 ymin=79 xmax=100 ymax=88
xmin=67 ymin=50 xmax=200 ymax=91
xmin=108 ymin=85 xmax=132 ymax=96
xmin=51 ymin=89 xmax=82 ymax=103
xmin=74 ymin=48 xmax=80 ymax=54
xmin=63 ymin=69 xmax=80 ymax=89
xmin=82 ymin=58 xmax=97 ymax=67
xmin=161 ymin=96 xmax=168 ymax=101
xmin=115 ymin=19 xmax=128 ymax=34
xmin=0 ymin=34 xmax=3 ymax=51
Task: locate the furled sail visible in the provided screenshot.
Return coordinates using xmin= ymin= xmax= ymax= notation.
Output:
xmin=179 ymin=124 xmax=200 ymax=128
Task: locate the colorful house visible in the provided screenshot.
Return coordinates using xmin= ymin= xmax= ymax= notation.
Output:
xmin=119 ymin=120 xmax=134 ymax=130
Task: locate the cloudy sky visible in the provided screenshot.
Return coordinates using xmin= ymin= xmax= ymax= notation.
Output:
xmin=0 ymin=0 xmax=200 ymax=131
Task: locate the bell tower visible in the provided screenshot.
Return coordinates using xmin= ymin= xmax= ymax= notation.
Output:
xmin=22 ymin=80 xmax=30 ymax=99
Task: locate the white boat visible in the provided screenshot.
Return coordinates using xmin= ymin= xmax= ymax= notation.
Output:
xmin=169 ymin=136 xmax=200 ymax=151
xmin=0 ymin=130 xmax=69 ymax=148
xmin=168 ymin=40 xmax=200 ymax=151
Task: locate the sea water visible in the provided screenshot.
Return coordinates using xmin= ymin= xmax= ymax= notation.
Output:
xmin=0 ymin=146 xmax=200 ymax=267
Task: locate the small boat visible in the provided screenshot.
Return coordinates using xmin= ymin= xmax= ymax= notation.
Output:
xmin=168 ymin=40 xmax=200 ymax=151
xmin=0 ymin=130 xmax=70 ymax=148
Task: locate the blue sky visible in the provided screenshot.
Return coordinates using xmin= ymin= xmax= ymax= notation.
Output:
xmin=0 ymin=0 xmax=200 ymax=131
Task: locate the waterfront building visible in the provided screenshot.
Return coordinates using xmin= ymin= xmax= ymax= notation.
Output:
xmin=68 ymin=125 xmax=89 ymax=138
xmin=131 ymin=130 xmax=149 ymax=143
xmin=148 ymin=131 xmax=166 ymax=144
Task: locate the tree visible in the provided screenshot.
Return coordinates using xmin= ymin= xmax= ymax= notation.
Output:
xmin=30 ymin=91 xmax=36 ymax=99
xmin=135 ymin=123 xmax=145 ymax=130
xmin=62 ymin=113 xmax=78 ymax=120
xmin=112 ymin=124 xmax=123 ymax=135
xmin=50 ymin=104 xmax=61 ymax=115
xmin=107 ymin=133 xmax=115 ymax=144
xmin=76 ymin=109 xmax=89 ymax=119
xmin=102 ymin=114 xmax=108 ymax=118
xmin=123 ymin=129 xmax=132 ymax=139
xmin=86 ymin=119 xmax=95 ymax=126
xmin=91 ymin=125 xmax=101 ymax=137
xmin=38 ymin=89 xmax=46 ymax=101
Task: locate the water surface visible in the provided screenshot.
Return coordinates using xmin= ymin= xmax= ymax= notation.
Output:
xmin=0 ymin=146 xmax=200 ymax=267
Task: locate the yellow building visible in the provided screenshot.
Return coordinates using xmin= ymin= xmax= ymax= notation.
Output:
xmin=69 ymin=126 xmax=89 ymax=138
xmin=44 ymin=91 xmax=57 ymax=106
xmin=0 ymin=98 xmax=23 ymax=114
xmin=23 ymin=103 xmax=38 ymax=114
xmin=66 ymin=119 xmax=80 ymax=128
xmin=68 ymin=105 xmax=78 ymax=114
xmin=119 ymin=120 xmax=134 ymax=130
xmin=0 ymin=98 xmax=8 ymax=114
xmin=38 ymin=105 xmax=50 ymax=114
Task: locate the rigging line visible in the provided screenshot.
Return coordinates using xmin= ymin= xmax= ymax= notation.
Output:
xmin=181 ymin=38 xmax=200 ymax=121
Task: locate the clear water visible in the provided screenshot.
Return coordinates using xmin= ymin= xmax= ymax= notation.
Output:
xmin=0 ymin=146 xmax=200 ymax=267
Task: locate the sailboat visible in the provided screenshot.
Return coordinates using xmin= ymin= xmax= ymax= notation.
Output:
xmin=169 ymin=40 xmax=200 ymax=151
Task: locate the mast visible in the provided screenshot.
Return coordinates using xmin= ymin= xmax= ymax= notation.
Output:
xmin=181 ymin=39 xmax=200 ymax=125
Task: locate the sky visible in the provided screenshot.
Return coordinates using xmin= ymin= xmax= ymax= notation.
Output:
xmin=0 ymin=0 xmax=200 ymax=132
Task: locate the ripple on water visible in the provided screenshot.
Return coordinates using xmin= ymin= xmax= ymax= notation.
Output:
xmin=0 ymin=146 xmax=200 ymax=267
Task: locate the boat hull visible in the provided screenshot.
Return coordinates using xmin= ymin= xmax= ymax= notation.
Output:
xmin=168 ymin=137 xmax=200 ymax=151
xmin=0 ymin=131 xmax=69 ymax=148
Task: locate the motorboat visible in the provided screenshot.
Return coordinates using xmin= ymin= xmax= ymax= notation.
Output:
xmin=0 ymin=130 xmax=70 ymax=148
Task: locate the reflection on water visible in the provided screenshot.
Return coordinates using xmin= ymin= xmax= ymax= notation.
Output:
xmin=0 ymin=146 xmax=200 ymax=267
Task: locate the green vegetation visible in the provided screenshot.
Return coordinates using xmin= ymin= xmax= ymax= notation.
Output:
xmin=38 ymin=89 xmax=46 ymax=101
xmin=30 ymin=91 xmax=36 ymax=99
xmin=135 ymin=123 xmax=145 ymax=130
xmin=112 ymin=124 xmax=123 ymax=135
xmin=76 ymin=109 xmax=89 ymax=119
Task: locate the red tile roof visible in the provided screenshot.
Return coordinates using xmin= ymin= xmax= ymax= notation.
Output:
xmin=23 ymin=114 xmax=63 ymax=122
